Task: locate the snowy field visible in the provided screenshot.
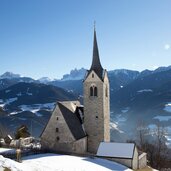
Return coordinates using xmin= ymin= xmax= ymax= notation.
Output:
xmin=0 ymin=153 xmax=132 ymax=171
xmin=164 ymin=102 xmax=171 ymax=112
xmin=0 ymin=148 xmax=16 ymax=154
xmin=153 ymin=115 xmax=171 ymax=121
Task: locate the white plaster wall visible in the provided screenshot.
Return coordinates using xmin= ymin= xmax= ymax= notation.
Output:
xmin=132 ymin=147 xmax=138 ymax=170
xmin=139 ymin=153 xmax=147 ymax=169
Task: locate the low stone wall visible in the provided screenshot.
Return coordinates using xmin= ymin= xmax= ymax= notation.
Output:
xmin=138 ymin=152 xmax=147 ymax=169
xmin=42 ymin=137 xmax=87 ymax=155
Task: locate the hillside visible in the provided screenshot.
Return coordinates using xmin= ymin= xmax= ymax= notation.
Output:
xmin=0 ymin=67 xmax=171 ymax=146
xmin=0 ymin=82 xmax=77 ymax=137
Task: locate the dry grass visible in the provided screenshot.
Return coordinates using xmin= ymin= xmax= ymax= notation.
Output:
xmin=3 ymin=167 xmax=11 ymax=171
xmin=135 ymin=166 xmax=157 ymax=171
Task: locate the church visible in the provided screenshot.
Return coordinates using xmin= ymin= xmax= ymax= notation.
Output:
xmin=41 ymin=28 xmax=110 ymax=154
xmin=40 ymin=28 xmax=147 ymax=170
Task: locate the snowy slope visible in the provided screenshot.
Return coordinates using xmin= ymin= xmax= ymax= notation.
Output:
xmin=0 ymin=153 xmax=132 ymax=171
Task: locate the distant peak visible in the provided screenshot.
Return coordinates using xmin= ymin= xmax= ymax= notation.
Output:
xmin=38 ymin=77 xmax=52 ymax=83
xmin=0 ymin=72 xmax=20 ymax=79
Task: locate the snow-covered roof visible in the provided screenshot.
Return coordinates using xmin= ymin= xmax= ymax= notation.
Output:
xmin=97 ymin=142 xmax=136 ymax=159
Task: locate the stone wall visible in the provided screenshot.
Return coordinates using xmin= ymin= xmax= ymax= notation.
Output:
xmin=41 ymin=104 xmax=75 ymax=151
xmin=132 ymin=146 xmax=139 ymax=170
xmin=138 ymin=152 xmax=147 ymax=169
xmin=41 ymin=102 xmax=87 ymax=154
xmin=109 ymin=158 xmax=132 ymax=168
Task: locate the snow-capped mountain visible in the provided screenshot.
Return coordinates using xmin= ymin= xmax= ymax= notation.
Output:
xmin=1 ymin=65 xmax=171 ymax=145
xmin=0 ymin=72 xmax=36 ymax=91
xmin=61 ymin=68 xmax=86 ymax=81
xmin=0 ymin=82 xmax=77 ymax=137
xmin=0 ymin=72 xmax=20 ymax=79
xmin=38 ymin=77 xmax=53 ymax=84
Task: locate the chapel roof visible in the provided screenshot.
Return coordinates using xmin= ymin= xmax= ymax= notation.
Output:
xmin=58 ymin=101 xmax=86 ymax=140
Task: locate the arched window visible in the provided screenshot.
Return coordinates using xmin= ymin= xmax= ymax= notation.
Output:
xmin=90 ymin=86 xmax=93 ymax=96
xmin=90 ymin=85 xmax=98 ymax=97
xmin=94 ymin=87 xmax=98 ymax=96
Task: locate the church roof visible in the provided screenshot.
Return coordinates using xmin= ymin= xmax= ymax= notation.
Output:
xmin=58 ymin=101 xmax=86 ymax=140
xmin=97 ymin=142 xmax=136 ymax=159
xmin=86 ymin=29 xmax=104 ymax=80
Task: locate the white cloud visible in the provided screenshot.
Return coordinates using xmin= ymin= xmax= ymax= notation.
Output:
xmin=164 ymin=44 xmax=170 ymax=50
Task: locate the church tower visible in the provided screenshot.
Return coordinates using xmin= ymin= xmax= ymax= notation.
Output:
xmin=83 ymin=28 xmax=110 ymax=154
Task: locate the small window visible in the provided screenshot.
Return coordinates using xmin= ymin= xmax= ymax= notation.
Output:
xmin=56 ymin=136 xmax=60 ymax=141
xmin=106 ymin=87 xmax=108 ymax=97
xmin=90 ymin=86 xmax=93 ymax=96
xmin=96 ymin=116 xmax=98 ymax=119
xmin=94 ymin=87 xmax=98 ymax=96
xmin=90 ymin=85 xmax=98 ymax=97
xmin=56 ymin=117 xmax=59 ymax=120
xmin=92 ymin=73 xmax=94 ymax=78
xmin=56 ymin=128 xmax=59 ymax=132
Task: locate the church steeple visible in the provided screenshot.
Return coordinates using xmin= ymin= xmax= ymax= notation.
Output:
xmin=90 ymin=28 xmax=104 ymax=79
xmin=83 ymin=26 xmax=110 ymax=153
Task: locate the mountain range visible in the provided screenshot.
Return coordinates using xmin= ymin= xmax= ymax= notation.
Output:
xmin=0 ymin=66 xmax=171 ymax=147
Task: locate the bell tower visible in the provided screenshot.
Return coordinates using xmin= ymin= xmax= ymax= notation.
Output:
xmin=83 ymin=28 xmax=110 ymax=154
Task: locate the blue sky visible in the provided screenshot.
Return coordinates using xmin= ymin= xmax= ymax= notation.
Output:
xmin=0 ymin=0 xmax=171 ymax=79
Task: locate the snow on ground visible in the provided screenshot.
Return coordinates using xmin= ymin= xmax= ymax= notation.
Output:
xmin=0 ymin=155 xmax=29 ymax=171
xmin=5 ymin=90 xmax=11 ymax=93
xmin=19 ymin=103 xmax=55 ymax=112
xmin=0 ymin=148 xmax=16 ymax=154
xmin=121 ymin=107 xmax=129 ymax=113
xmin=148 ymin=124 xmax=171 ymax=148
xmin=8 ymin=102 xmax=55 ymax=116
xmin=26 ymin=92 xmax=33 ymax=96
xmin=0 ymin=153 xmax=132 ymax=171
xmin=10 ymin=111 xmax=20 ymax=115
xmin=137 ymin=89 xmax=153 ymax=93
xmin=0 ymin=103 xmax=5 ymax=108
xmin=0 ymin=98 xmax=18 ymax=110
xmin=164 ymin=103 xmax=171 ymax=112
xmin=110 ymin=122 xmax=124 ymax=133
xmin=116 ymin=114 xmax=127 ymax=123
xmin=6 ymin=97 xmax=18 ymax=104
xmin=153 ymin=115 xmax=171 ymax=121
xmin=16 ymin=92 xmax=22 ymax=96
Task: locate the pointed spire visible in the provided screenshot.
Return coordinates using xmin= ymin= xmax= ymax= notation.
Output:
xmin=90 ymin=25 xmax=103 ymax=79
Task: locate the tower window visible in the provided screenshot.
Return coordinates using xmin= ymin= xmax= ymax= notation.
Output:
xmin=56 ymin=117 xmax=59 ymax=120
xmin=90 ymin=86 xmax=93 ymax=96
xmin=56 ymin=136 xmax=60 ymax=141
xmin=56 ymin=128 xmax=59 ymax=132
xmin=90 ymin=85 xmax=98 ymax=97
xmin=92 ymin=73 xmax=94 ymax=78
xmin=106 ymin=86 xmax=108 ymax=97
xmin=96 ymin=116 xmax=98 ymax=119
xmin=94 ymin=87 xmax=98 ymax=96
